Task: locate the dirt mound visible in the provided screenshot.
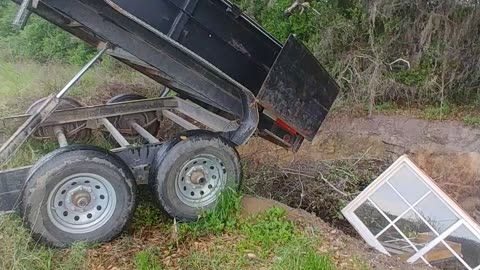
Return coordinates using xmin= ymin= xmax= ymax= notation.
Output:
xmin=241 ymin=196 xmax=429 ymax=270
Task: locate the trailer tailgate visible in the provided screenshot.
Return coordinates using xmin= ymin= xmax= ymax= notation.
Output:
xmin=257 ymin=35 xmax=340 ymax=141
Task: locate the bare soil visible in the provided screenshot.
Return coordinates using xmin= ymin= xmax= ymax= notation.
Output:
xmin=314 ymin=113 xmax=480 ymax=221
xmin=240 ymin=113 xmax=480 ymax=223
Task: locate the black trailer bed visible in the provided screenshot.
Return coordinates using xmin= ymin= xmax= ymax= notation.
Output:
xmin=108 ymin=0 xmax=282 ymax=94
xmin=12 ymin=0 xmax=339 ymax=145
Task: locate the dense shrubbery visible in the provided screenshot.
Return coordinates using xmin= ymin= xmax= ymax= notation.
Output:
xmin=1 ymin=0 xmax=479 ymax=108
xmin=236 ymin=0 xmax=480 ymax=109
xmin=0 ymin=0 xmax=94 ymax=65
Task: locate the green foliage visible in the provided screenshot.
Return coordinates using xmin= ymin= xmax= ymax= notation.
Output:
xmin=463 ymin=115 xmax=480 ymax=126
xmin=374 ymin=101 xmax=395 ymax=112
xmin=424 ymin=102 xmax=452 ymax=120
xmin=0 ymin=214 xmax=97 ymax=270
xmin=132 ymin=186 xmax=167 ymax=228
xmin=240 ymin=207 xmax=295 ymax=251
xmin=0 ymin=0 xmax=94 ymax=64
xmin=134 ymin=249 xmax=164 ymax=270
xmin=273 ymin=236 xmax=335 ymax=270
xmin=236 ymin=0 xmax=480 ymax=108
xmin=59 ymin=242 xmax=88 ymax=270
xmin=182 ymin=206 xmax=336 ymax=269
xmin=392 ymin=67 xmax=430 ymax=87
xmin=180 ymin=188 xmax=242 ymax=237
xmin=236 ymin=0 xmax=319 ymax=42
xmin=0 ymin=214 xmax=54 ymax=270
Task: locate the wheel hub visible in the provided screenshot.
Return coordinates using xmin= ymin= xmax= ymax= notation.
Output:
xmin=69 ymin=187 xmax=93 ymax=209
xmin=175 ymin=154 xmax=227 ymax=208
xmin=47 ymin=173 xmax=116 ymax=234
xmin=187 ymin=166 xmax=208 ymax=185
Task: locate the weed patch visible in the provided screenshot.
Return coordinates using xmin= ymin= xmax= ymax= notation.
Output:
xmin=180 ymin=188 xmax=242 ymax=238
xmin=463 ymin=115 xmax=480 ymax=126
xmin=58 ymin=242 xmax=89 ymax=270
xmin=238 ymin=207 xmax=295 ymax=258
xmin=273 ymin=236 xmax=335 ymax=270
xmin=424 ymin=102 xmax=452 ymax=120
xmin=134 ymin=249 xmax=164 ymax=270
xmin=0 ymin=214 xmax=54 ymax=270
xmin=133 ymin=186 xmax=169 ymax=228
xmin=182 ymin=206 xmax=337 ymax=269
xmin=374 ymin=101 xmax=396 ymax=112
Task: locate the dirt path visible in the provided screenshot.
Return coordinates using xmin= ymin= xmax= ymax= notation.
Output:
xmin=314 ymin=113 xmax=480 ymax=155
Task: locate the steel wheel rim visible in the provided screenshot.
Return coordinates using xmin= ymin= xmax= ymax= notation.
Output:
xmin=175 ymin=154 xmax=227 ymax=208
xmin=47 ymin=173 xmax=117 ymax=234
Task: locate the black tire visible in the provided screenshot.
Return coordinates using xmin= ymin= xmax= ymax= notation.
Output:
xmin=20 ymin=145 xmax=137 ymax=248
xmin=106 ymin=94 xmax=160 ymax=140
xmin=149 ymin=130 xmax=241 ymax=221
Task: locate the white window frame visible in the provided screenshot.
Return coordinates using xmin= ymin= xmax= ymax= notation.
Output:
xmin=342 ymin=155 xmax=480 ymax=269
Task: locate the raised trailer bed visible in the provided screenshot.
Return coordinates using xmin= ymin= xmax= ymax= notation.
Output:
xmin=0 ymin=0 xmax=340 ymax=247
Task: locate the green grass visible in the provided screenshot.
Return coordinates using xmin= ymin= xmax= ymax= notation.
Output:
xmin=179 ymin=188 xmax=242 ymax=238
xmin=182 ymin=206 xmax=337 ymax=270
xmin=424 ymin=102 xmax=452 ymax=120
xmin=0 ymin=214 xmax=54 ymax=270
xmin=273 ymin=236 xmax=335 ymax=270
xmin=463 ymin=115 xmax=480 ymax=126
xmin=0 ymin=139 xmax=58 ymax=170
xmin=57 ymin=242 xmax=89 ymax=270
xmin=374 ymin=101 xmax=396 ymax=112
xmin=238 ymin=207 xmax=295 ymax=258
xmin=132 ymin=186 xmax=168 ymax=228
xmin=134 ymin=249 xmax=164 ymax=270
xmin=0 ymin=214 xmax=95 ymax=270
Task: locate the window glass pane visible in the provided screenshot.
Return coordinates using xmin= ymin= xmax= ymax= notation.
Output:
xmin=395 ymin=210 xmax=434 ymax=250
xmin=378 ymin=226 xmax=416 ymax=260
xmin=445 ymin=225 xmax=480 ymax=269
xmin=423 ymin=242 xmax=468 ymax=270
xmin=370 ymin=183 xmax=409 ymax=221
xmin=354 ymin=200 xmax=389 ymax=236
xmin=388 ymin=164 xmax=429 ymax=204
xmin=414 ymin=193 xmax=458 ymax=234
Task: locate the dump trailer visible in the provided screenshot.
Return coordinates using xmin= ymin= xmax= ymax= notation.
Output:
xmin=0 ymin=0 xmax=339 ymax=247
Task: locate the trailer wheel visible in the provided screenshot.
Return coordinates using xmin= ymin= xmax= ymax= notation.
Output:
xmin=106 ymin=94 xmax=160 ymax=140
xmin=21 ymin=145 xmax=136 ymax=247
xmin=149 ymin=130 xmax=241 ymax=221
xmin=26 ymin=97 xmax=90 ymax=141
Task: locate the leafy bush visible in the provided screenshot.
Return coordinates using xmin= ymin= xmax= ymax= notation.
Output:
xmin=0 ymin=0 xmax=95 ymax=65
xmin=235 ymin=0 xmax=480 ymax=109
